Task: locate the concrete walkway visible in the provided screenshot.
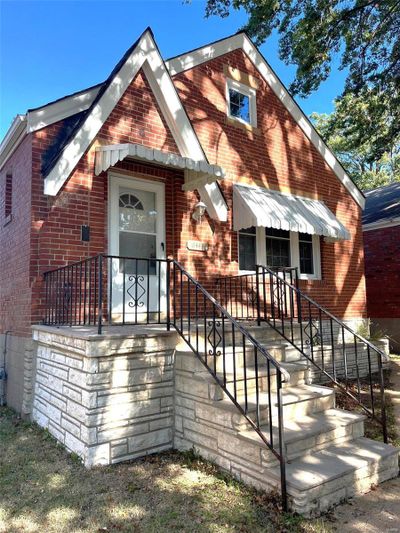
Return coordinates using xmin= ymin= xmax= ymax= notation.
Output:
xmin=330 ymin=359 xmax=400 ymax=532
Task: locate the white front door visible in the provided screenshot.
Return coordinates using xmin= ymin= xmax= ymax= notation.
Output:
xmin=108 ymin=174 xmax=166 ymax=323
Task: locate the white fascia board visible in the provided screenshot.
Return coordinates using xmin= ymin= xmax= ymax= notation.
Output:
xmin=167 ymin=33 xmax=365 ymax=209
xmin=0 ymin=115 xmax=27 ymax=171
xmin=27 ymin=85 xmax=101 ymax=133
xmin=44 ymin=30 xmax=208 ymax=196
xmin=198 ymin=182 xmax=228 ymax=222
xmin=363 ymin=217 xmax=400 ymax=232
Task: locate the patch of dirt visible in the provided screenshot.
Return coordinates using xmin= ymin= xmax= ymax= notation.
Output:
xmin=331 ymin=476 xmax=400 ymax=533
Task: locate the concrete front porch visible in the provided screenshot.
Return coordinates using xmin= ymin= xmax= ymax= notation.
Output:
xmin=30 ymin=322 xmax=399 ymax=516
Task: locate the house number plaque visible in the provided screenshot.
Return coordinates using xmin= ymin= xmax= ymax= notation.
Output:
xmin=186 ymin=240 xmax=209 ymax=252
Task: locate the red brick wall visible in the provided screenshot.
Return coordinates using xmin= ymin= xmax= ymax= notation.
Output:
xmin=0 ymin=135 xmax=33 ymax=336
xmin=172 ymin=49 xmax=366 ymax=318
xmin=29 ymin=67 xmax=195 ymax=326
xmin=1 ymin=51 xmax=367 ymax=338
xmin=364 ymin=225 xmax=400 ymax=318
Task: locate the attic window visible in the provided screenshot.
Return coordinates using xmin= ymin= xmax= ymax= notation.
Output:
xmin=226 ymin=78 xmax=257 ymax=128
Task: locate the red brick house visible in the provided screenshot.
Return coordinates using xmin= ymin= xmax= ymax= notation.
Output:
xmin=363 ymin=182 xmax=400 ymax=352
xmin=0 ymin=29 xmax=397 ymax=514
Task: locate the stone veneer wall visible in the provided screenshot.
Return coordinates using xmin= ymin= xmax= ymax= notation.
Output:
xmin=173 ymin=349 xmax=280 ymax=493
xmin=31 ymin=326 xmax=177 ymax=466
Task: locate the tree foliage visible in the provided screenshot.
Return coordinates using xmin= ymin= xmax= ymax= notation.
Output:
xmin=205 ymin=0 xmax=400 ymax=186
xmin=312 ymin=92 xmax=400 ymax=190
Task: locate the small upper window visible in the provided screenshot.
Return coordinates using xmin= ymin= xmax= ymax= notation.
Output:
xmin=226 ymin=78 xmax=257 ymax=127
xmin=229 ymin=89 xmax=250 ymax=123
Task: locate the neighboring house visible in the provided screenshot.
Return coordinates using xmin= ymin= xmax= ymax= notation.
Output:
xmin=0 ymin=28 xmax=398 ymax=515
xmin=363 ymin=182 xmax=400 ymax=352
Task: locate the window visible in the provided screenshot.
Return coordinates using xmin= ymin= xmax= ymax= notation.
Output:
xmin=226 ymin=78 xmax=257 ymax=127
xmin=266 ymin=229 xmax=291 ymax=268
xmin=5 ymin=172 xmax=12 ymax=220
xmin=299 ymin=233 xmax=314 ymax=274
xmin=238 ymin=226 xmax=257 ymax=271
xmin=229 ymin=89 xmax=250 ymax=123
xmin=118 ymin=189 xmax=157 ymax=275
xmin=238 ymin=227 xmax=321 ymax=279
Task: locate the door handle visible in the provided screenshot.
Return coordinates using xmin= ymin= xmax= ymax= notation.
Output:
xmin=161 ymin=242 xmax=165 ymax=252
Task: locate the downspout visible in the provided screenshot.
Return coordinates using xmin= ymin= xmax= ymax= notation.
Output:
xmin=0 ymin=330 xmax=11 ymax=406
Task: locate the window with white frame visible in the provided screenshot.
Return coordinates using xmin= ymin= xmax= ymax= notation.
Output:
xmin=238 ymin=226 xmax=257 ymax=271
xmin=238 ymin=226 xmax=321 ymax=279
xmin=226 ymin=78 xmax=257 ymax=127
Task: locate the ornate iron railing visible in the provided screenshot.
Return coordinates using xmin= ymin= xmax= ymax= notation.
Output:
xmin=43 ymin=255 xmax=290 ymax=510
xmin=43 ymin=255 xmax=169 ymax=331
xmin=215 ymin=267 xmax=299 ymax=321
xmin=217 ymin=265 xmax=389 ymax=443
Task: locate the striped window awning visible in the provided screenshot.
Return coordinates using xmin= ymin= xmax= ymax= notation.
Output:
xmin=94 ymin=143 xmax=225 ymax=191
xmin=233 ymin=184 xmax=350 ymax=240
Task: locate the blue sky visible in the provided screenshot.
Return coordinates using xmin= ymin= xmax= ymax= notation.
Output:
xmin=0 ymin=0 xmax=346 ymax=139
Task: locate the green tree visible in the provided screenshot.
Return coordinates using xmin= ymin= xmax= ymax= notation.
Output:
xmin=205 ymin=0 xmax=400 ymax=181
xmin=312 ymin=92 xmax=400 ymax=190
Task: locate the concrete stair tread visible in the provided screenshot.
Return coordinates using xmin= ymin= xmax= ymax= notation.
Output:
xmin=269 ymin=437 xmax=399 ymax=491
xmin=218 ymin=384 xmax=334 ymax=411
xmin=216 ymin=361 xmax=308 ymax=386
xmin=238 ymin=408 xmax=366 ymax=445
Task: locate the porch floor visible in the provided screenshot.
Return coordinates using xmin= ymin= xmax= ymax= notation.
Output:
xmin=32 ymin=323 xmax=174 ymax=340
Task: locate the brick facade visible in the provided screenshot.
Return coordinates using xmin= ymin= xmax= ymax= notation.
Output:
xmin=364 ymin=225 xmax=400 ymax=318
xmin=1 ymin=49 xmax=367 ymax=344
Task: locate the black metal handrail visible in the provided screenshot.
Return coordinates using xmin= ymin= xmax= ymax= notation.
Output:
xmin=169 ymin=259 xmax=289 ymax=510
xmin=217 ymin=264 xmax=389 ymax=443
xmin=43 ymin=255 xmax=290 ymax=510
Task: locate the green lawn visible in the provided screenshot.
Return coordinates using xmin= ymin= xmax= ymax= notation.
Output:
xmin=0 ymin=407 xmax=332 ymax=533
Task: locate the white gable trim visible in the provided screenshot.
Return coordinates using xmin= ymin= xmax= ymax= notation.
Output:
xmin=27 ymin=85 xmax=101 ymax=133
xmin=44 ymin=30 xmax=209 ymax=196
xmin=166 ymin=33 xmax=365 ymax=209
xmin=0 ymin=115 xmax=27 ymax=171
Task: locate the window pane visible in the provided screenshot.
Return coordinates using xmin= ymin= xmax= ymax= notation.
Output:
xmin=239 ymin=233 xmax=256 ymax=271
xmin=240 ymin=226 xmax=256 ymax=235
xmin=229 ymin=89 xmax=250 ymax=123
xmin=299 ymin=240 xmax=314 ymax=274
xmin=266 ymin=228 xmax=290 ymax=239
xmin=119 ymin=189 xmax=157 ymax=233
xmin=266 ymin=235 xmax=291 ymax=268
xmin=299 ymin=232 xmax=313 ymax=243
xmin=119 ymin=232 xmax=157 ymax=275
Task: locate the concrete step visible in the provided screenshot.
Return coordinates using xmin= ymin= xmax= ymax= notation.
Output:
xmin=268 ymin=437 xmax=399 ymax=516
xmin=218 ymin=384 xmax=335 ymax=430
xmin=218 ymin=360 xmax=309 ymax=395
xmin=238 ymin=408 xmax=366 ymax=460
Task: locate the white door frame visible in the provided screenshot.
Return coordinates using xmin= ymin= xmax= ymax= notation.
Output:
xmin=107 ymin=172 xmax=166 ymax=321
xmin=108 ymin=172 xmax=166 ymax=259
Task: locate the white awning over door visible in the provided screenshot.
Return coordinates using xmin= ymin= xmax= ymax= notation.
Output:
xmin=233 ymin=184 xmax=350 ymax=240
xmin=94 ymin=143 xmax=225 ymax=190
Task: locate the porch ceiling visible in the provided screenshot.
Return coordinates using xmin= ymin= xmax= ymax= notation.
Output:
xmin=233 ymin=183 xmax=351 ymax=240
xmin=94 ymin=143 xmax=225 ymax=191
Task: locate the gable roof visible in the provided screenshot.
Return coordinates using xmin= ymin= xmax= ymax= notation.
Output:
xmin=363 ymin=182 xmax=400 ymax=229
xmin=42 ymin=27 xmax=209 ymax=196
xmin=166 ymin=31 xmax=365 ymax=209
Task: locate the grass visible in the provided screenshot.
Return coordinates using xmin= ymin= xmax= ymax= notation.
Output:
xmin=0 ymin=407 xmax=333 ymax=533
